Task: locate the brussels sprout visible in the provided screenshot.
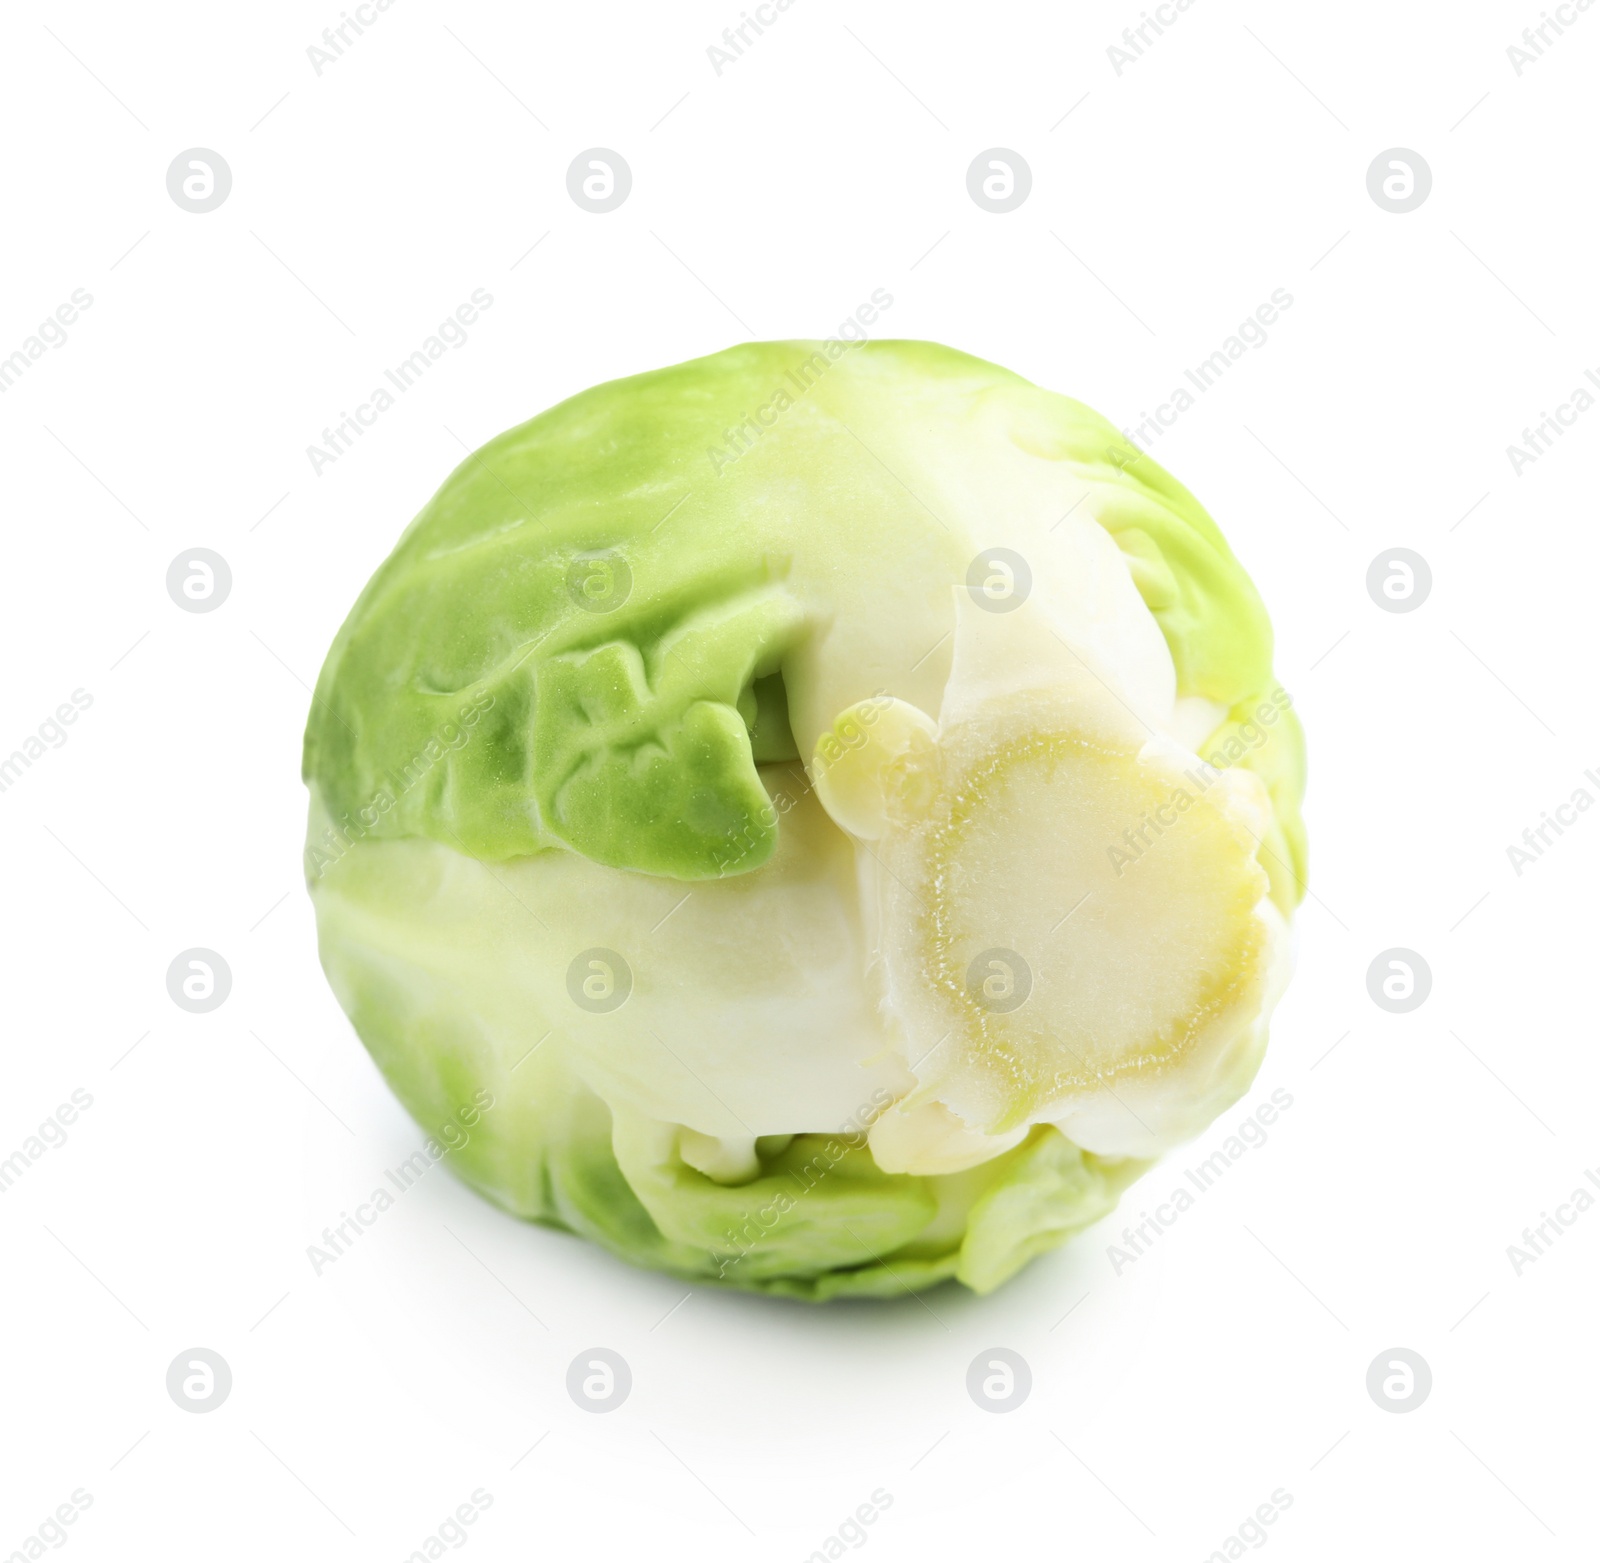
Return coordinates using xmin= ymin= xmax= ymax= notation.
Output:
xmin=304 ymin=339 xmax=1306 ymax=1298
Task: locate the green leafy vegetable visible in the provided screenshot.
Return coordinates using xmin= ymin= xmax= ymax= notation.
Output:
xmin=304 ymin=340 xmax=1306 ymax=1297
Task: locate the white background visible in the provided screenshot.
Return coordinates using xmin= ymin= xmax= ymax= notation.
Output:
xmin=2 ymin=0 xmax=1596 ymax=1558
